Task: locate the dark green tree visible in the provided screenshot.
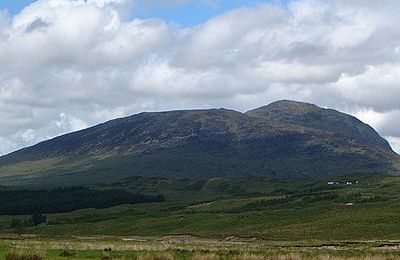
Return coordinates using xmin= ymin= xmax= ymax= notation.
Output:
xmin=31 ymin=213 xmax=46 ymax=226
xmin=9 ymin=218 xmax=22 ymax=229
xmin=9 ymin=218 xmax=25 ymax=235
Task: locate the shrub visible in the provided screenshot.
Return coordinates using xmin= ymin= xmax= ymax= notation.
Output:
xmin=59 ymin=249 xmax=75 ymax=257
xmin=9 ymin=219 xmax=22 ymax=229
xmin=31 ymin=214 xmax=46 ymax=226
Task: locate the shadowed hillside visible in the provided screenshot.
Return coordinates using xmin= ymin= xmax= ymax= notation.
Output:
xmin=0 ymin=100 xmax=398 ymax=187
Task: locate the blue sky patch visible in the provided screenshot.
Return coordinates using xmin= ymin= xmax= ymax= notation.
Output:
xmin=0 ymin=0 xmax=289 ymax=26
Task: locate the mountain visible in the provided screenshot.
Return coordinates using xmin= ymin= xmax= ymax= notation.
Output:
xmin=0 ymin=100 xmax=399 ymax=187
xmin=246 ymin=101 xmax=392 ymax=150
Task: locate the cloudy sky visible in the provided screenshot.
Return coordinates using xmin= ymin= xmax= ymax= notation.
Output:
xmin=0 ymin=0 xmax=399 ymax=155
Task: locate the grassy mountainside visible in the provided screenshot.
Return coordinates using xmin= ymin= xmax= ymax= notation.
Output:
xmin=0 ymin=100 xmax=398 ymax=187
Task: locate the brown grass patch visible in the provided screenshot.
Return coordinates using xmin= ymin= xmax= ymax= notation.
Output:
xmin=135 ymin=252 xmax=175 ymax=260
xmin=191 ymin=253 xmax=221 ymax=260
xmin=5 ymin=249 xmax=44 ymax=260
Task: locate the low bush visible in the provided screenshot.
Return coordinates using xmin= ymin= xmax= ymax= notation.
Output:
xmin=59 ymin=249 xmax=75 ymax=257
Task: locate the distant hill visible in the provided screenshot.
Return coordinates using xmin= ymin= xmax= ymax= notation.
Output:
xmin=0 ymin=100 xmax=398 ymax=187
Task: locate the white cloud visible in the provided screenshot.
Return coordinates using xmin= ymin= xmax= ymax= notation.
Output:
xmin=56 ymin=113 xmax=88 ymax=131
xmin=334 ymin=65 xmax=400 ymax=112
xmin=388 ymin=137 xmax=400 ymax=154
xmin=0 ymin=0 xmax=400 ymax=155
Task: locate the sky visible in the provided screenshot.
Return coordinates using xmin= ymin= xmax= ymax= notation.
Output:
xmin=0 ymin=0 xmax=399 ymax=155
xmin=0 ymin=0 xmax=288 ymax=26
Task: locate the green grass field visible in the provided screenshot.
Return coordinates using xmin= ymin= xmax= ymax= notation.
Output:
xmin=2 ymin=235 xmax=400 ymax=259
xmin=2 ymin=174 xmax=400 ymax=258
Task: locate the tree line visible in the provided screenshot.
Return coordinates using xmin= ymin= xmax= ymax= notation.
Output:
xmin=0 ymin=187 xmax=165 ymax=215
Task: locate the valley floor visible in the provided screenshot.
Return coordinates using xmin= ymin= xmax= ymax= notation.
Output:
xmin=3 ymin=175 xmax=400 ymax=258
xmin=2 ymin=235 xmax=400 ymax=259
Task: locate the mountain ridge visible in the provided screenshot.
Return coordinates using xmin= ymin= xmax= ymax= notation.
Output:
xmin=246 ymin=100 xmax=393 ymax=151
xmin=0 ymin=100 xmax=398 ymax=187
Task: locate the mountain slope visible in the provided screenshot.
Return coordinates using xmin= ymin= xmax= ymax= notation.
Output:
xmin=246 ymin=100 xmax=391 ymax=150
xmin=0 ymin=100 xmax=398 ymax=187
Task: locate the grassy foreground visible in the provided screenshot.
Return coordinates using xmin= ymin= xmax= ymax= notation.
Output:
xmin=3 ymin=175 xmax=400 ymax=258
xmin=2 ymin=235 xmax=400 ymax=259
